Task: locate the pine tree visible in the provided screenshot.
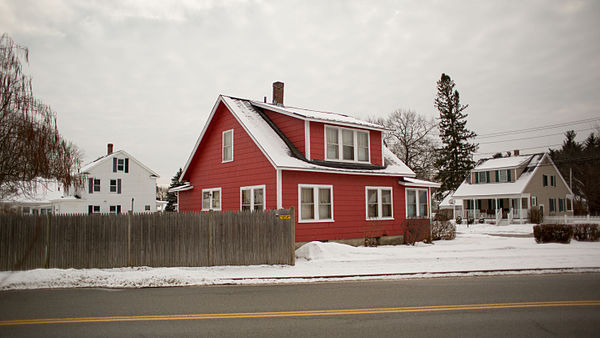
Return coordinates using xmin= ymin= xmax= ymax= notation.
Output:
xmin=434 ymin=73 xmax=478 ymax=196
xmin=165 ymin=168 xmax=183 ymax=212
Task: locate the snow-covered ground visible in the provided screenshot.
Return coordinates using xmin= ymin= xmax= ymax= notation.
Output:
xmin=1 ymin=223 xmax=599 ymax=290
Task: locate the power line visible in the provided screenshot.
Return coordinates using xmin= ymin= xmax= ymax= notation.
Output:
xmin=478 ymin=127 xmax=596 ymax=145
xmin=474 ymin=144 xmax=562 ymax=156
xmin=475 ymin=117 xmax=600 ymax=139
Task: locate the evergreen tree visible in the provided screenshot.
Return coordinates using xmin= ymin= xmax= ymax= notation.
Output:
xmin=165 ymin=168 xmax=183 ymax=212
xmin=433 ymin=73 xmax=478 ymax=196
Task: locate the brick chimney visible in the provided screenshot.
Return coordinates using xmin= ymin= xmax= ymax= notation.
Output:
xmin=513 ymin=149 xmax=520 ymax=156
xmin=107 ymin=143 xmax=114 ymax=155
xmin=272 ymin=81 xmax=284 ymax=106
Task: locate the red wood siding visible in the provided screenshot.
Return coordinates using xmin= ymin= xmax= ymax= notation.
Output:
xmin=281 ymin=170 xmax=410 ymax=242
xmin=263 ymin=109 xmax=306 ymax=156
xmin=309 ymin=122 xmax=324 ymax=160
xmin=309 ymin=122 xmax=383 ymax=166
xmin=179 ymin=102 xmax=277 ymax=212
xmin=369 ymin=130 xmax=383 ymax=166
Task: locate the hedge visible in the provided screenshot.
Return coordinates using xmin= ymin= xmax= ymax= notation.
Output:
xmin=533 ymin=223 xmax=599 ymax=243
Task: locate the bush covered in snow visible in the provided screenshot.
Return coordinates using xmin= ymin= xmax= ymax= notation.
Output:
xmin=431 ymin=220 xmax=456 ymax=241
xmin=572 ymin=224 xmax=599 ymax=241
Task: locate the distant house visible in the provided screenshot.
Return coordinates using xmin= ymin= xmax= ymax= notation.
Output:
xmin=57 ymin=144 xmax=160 ymax=214
xmin=452 ymin=152 xmax=574 ymax=223
xmin=0 ymin=180 xmax=65 ymax=215
xmin=174 ymin=82 xmax=439 ymax=243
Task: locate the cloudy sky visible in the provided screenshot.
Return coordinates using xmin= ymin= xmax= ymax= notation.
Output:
xmin=2 ymin=0 xmax=599 ymax=185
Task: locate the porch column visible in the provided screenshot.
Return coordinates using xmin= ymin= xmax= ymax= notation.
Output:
xmin=472 ymin=198 xmax=475 ymax=219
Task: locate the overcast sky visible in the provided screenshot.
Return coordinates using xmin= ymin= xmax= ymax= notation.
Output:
xmin=2 ymin=0 xmax=599 ymax=185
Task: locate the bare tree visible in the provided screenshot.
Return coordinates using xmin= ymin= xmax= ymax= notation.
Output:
xmin=373 ymin=109 xmax=438 ymax=180
xmin=0 ymin=34 xmax=81 ymax=199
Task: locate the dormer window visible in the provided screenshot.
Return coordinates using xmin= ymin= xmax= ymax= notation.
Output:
xmin=475 ymin=171 xmax=489 ymax=184
xmin=325 ymin=126 xmax=369 ymax=163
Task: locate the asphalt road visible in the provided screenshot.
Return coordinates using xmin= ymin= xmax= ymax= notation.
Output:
xmin=1 ymin=273 xmax=599 ymax=337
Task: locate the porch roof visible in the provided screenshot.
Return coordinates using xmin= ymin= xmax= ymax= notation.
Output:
xmin=452 ymin=180 xmax=530 ymax=199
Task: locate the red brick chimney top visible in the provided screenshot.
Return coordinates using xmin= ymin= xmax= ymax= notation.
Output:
xmin=272 ymin=81 xmax=284 ymax=106
xmin=107 ymin=143 xmax=114 ymax=155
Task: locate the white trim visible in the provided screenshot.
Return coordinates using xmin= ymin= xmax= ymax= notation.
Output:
xmin=222 ymin=129 xmax=234 ymax=163
xmin=168 ymin=184 xmax=193 ymax=193
xmin=298 ymin=184 xmax=334 ymax=223
xmin=279 ymin=165 xmax=416 ymax=177
xmin=324 ymin=125 xmax=371 ymax=164
xmin=365 ymin=186 xmax=394 ymax=221
xmin=276 ymin=169 xmax=282 ymax=209
xmin=381 ymin=137 xmax=385 ymax=167
xmin=405 ymin=188 xmax=429 ymax=218
xmin=304 ymin=120 xmax=311 ymax=160
xmin=240 ymin=185 xmax=266 ymax=211
xmin=80 ymin=150 xmax=159 ymax=177
xmin=398 ymin=177 xmax=440 ymax=188
xmin=201 ymin=187 xmax=222 ymax=211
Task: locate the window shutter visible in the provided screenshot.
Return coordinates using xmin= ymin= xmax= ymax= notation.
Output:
xmin=117 ymin=179 xmax=121 ymax=194
xmin=113 ymin=158 xmax=117 ymax=172
xmin=495 ymin=170 xmax=499 ymax=182
xmin=88 ymin=178 xmax=93 ymax=194
xmin=475 ymin=173 xmax=479 ymax=184
xmin=88 ymin=205 xmax=93 ymax=214
xmin=507 ymin=170 xmax=511 ymax=182
xmin=124 ymin=158 xmax=129 ymax=173
xmin=117 ymin=205 xmax=121 ymax=214
xmin=486 ymin=171 xmax=490 ymax=183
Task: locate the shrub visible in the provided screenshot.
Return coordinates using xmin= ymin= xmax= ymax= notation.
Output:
xmin=434 ymin=211 xmax=451 ymax=222
xmin=478 ymin=217 xmax=485 ymax=224
xmin=572 ymin=224 xmax=599 ymax=241
xmin=533 ymin=224 xmax=573 ymax=244
xmin=528 ymin=206 xmax=543 ymax=224
xmin=467 ymin=217 xmax=474 ymax=225
xmin=455 ymin=216 xmax=462 ymax=224
xmin=431 ymin=220 xmax=456 ymax=240
xmin=404 ymin=219 xmax=431 ymax=245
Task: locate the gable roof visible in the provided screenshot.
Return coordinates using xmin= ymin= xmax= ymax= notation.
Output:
xmin=453 ymin=153 xmax=570 ymax=198
xmin=80 ymin=149 xmax=159 ymax=177
xmin=180 ymin=95 xmax=416 ymax=181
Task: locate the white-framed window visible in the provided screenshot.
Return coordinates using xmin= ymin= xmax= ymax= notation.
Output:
xmin=406 ymin=189 xmax=429 ymax=218
xmin=88 ymin=205 xmax=100 ymax=214
xmin=499 ymin=170 xmax=508 ymax=182
xmin=222 ymin=129 xmax=233 ymax=163
xmin=477 ymin=171 xmax=488 ymax=184
xmin=531 ymin=196 xmax=537 ymax=206
xmin=88 ymin=178 xmax=101 ymax=193
xmin=366 ymin=187 xmax=393 ymax=220
xmin=109 ymin=205 xmax=122 ymax=214
xmin=112 ymin=157 xmax=129 ymax=173
xmin=145 ymin=205 xmax=151 ymax=211
xmin=298 ymin=184 xmax=333 ymax=222
xmin=324 ymin=126 xmax=369 ymax=163
xmin=109 ymin=179 xmax=122 ymax=194
xmin=202 ymin=187 xmax=222 ymax=211
xmin=240 ymin=185 xmax=265 ymax=211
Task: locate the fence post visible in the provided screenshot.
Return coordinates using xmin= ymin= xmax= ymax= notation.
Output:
xmin=127 ymin=211 xmax=132 ymax=267
xmin=44 ymin=213 xmax=51 ymax=269
xmin=290 ymin=207 xmax=295 ymax=265
xmin=208 ymin=211 xmax=214 ymax=266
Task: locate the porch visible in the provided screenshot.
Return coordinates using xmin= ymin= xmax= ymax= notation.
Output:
xmin=455 ymin=195 xmax=531 ymax=224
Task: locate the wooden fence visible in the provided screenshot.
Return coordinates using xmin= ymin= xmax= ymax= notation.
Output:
xmin=0 ymin=208 xmax=295 ymax=271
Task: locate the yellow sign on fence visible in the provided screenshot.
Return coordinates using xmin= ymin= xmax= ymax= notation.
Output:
xmin=279 ymin=215 xmax=291 ymax=220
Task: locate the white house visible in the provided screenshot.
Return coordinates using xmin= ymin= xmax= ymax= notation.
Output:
xmin=56 ymin=144 xmax=159 ymax=214
xmin=452 ymin=152 xmax=573 ymax=224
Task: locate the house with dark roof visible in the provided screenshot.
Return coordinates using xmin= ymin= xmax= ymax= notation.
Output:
xmin=451 ymin=152 xmax=574 ymax=224
xmin=175 ymin=82 xmax=439 ymax=243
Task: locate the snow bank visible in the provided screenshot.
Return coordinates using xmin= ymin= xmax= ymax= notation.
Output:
xmin=1 ymin=223 xmax=598 ymax=290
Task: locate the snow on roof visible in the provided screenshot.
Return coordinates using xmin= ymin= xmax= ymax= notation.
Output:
xmin=221 ymin=96 xmax=415 ymax=177
xmin=474 ymin=155 xmax=532 ymax=171
xmin=80 ymin=150 xmax=159 ymax=177
xmin=400 ymin=177 xmax=441 ymax=188
xmin=250 ymin=101 xmax=388 ymax=131
xmin=453 ymin=153 xmax=546 ymax=198
xmin=1 ymin=179 xmax=64 ymax=204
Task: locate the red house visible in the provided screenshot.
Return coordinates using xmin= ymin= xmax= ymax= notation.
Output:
xmin=174 ymin=82 xmax=439 ymax=243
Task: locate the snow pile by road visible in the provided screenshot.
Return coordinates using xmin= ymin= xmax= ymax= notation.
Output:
xmin=1 ymin=223 xmax=599 ymax=290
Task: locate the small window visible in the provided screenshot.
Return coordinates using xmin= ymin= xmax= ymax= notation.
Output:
xmin=202 ymin=188 xmax=222 ymax=211
xmin=88 ymin=205 xmax=100 ymax=214
xmin=22 ymin=207 xmax=31 ymax=215
xmin=476 ymin=172 xmax=488 ymax=184
xmin=551 ymin=175 xmax=556 ymax=187
xmin=109 ymin=205 xmax=122 ymax=214
xmin=326 ymin=127 xmax=339 ymax=160
xmin=366 ymin=187 xmax=393 ymax=220
xmin=549 ymin=198 xmax=556 ymax=213
xmin=93 ymin=179 xmax=100 ymax=192
xmin=531 ymin=196 xmax=537 ymax=206
xmin=240 ymin=185 xmax=265 ymax=211
xmin=110 ymin=179 xmax=122 ymax=194
xmin=222 ymin=130 xmax=233 ymax=162
xmin=342 ymin=129 xmax=354 ymax=161
xmin=406 ymin=188 xmax=429 ymax=218
xmin=499 ymin=170 xmax=508 ymax=182
xmin=299 ymin=185 xmax=333 ymax=222
xmin=558 ymin=199 xmax=565 ymax=212
xmin=543 ymin=175 xmax=548 ymax=187
xmin=145 ymin=205 xmax=151 ymax=211
xmin=117 ymin=159 xmax=124 ymax=171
